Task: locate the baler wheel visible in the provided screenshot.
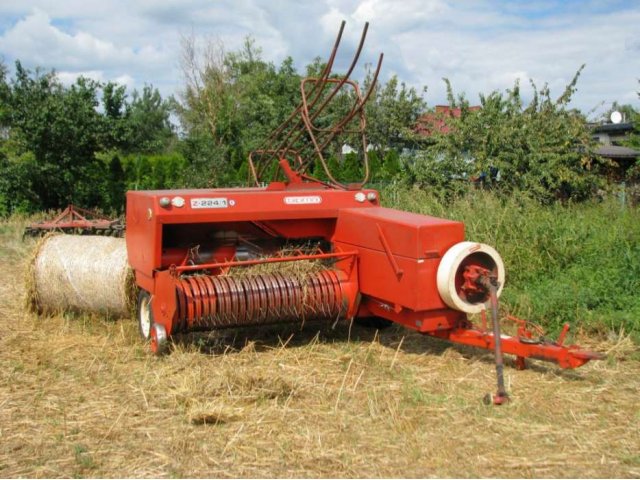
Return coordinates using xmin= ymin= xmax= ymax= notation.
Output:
xmin=137 ymin=290 xmax=154 ymax=340
xmin=355 ymin=317 xmax=393 ymax=330
xmin=150 ymin=324 xmax=169 ymax=355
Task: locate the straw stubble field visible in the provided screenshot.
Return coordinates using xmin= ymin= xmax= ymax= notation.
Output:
xmin=1 ymin=217 xmax=639 ymax=478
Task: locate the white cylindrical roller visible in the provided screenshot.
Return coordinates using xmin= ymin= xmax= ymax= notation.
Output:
xmin=27 ymin=234 xmax=135 ymax=318
xmin=436 ymin=241 xmax=505 ymax=314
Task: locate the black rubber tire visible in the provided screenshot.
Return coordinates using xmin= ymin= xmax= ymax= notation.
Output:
xmin=137 ymin=290 xmax=154 ymax=340
xmin=355 ymin=317 xmax=393 ymax=330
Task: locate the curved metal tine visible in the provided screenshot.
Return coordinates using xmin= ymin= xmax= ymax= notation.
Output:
xmin=248 ymin=151 xmax=260 ymax=185
xmin=323 ymin=52 xmax=383 ymax=187
xmin=359 ymin=122 xmax=371 ymax=185
xmin=261 ymin=75 xmax=333 ymax=171
xmin=305 ymin=79 xmax=363 ymax=135
xmin=276 ymin=22 xmax=370 ymax=158
xmin=303 ymin=22 xmax=369 ymax=128
xmin=265 ymin=19 xmax=370 ymax=168
xmin=257 ymin=22 xmax=346 ymax=164
xmin=256 ymin=148 xmax=303 ymax=181
xmin=255 ymin=54 xmax=342 ymax=175
xmin=315 ymin=52 xmax=383 ymax=152
xmin=261 ymin=21 xmax=345 ymax=146
xmin=310 ymin=98 xmax=363 ymax=159
xmin=305 ymin=52 xmax=382 ymax=186
xmin=322 ymin=52 xmax=384 ymax=138
xmin=251 ymin=150 xmax=278 ymax=183
xmin=253 ymin=148 xmax=278 ymax=181
xmin=354 ymin=52 xmax=384 ymax=114
xmin=251 ymin=149 xmax=276 ymax=181
xmin=299 ymin=108 xmax=348 ymax=189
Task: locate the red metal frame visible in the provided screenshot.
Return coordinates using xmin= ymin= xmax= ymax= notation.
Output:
xmin=433 ymin=327 xmax=603 ymax=369
xmin=25 ymin=204 xmax=123 ymax=236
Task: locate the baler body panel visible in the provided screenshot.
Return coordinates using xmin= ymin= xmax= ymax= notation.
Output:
xmin=332 ymin=207 xmax=464 ymax=311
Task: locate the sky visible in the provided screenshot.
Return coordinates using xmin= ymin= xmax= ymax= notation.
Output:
xmin=0 ymin=0 xmax=638 ymax=120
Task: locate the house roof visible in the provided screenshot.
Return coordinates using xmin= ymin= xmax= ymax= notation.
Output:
xmin=595 ymin=145 xmax=640 ymax=159
xmin=591 ymin=122 xmax=635 ymax=134
xmin=416 ymin=105 xmax=481 ymax=137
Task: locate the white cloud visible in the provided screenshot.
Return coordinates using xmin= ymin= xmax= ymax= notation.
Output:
xmin=352 ymin=0 xmax=449 ymax=28
xmin=56 ymin=70 xmax=104 ymax=85
xmin=366 ymin=1 xmax=640 ymax=117
xmin=114 ymin=74 xmax=135 ymax=89
xmin=0 ymin=7 xmax=172 ymax=94
xmin=0 ymin=0 xmax=638 ymax=119
xmin=0 ymin=9 xmax=132 ymax=69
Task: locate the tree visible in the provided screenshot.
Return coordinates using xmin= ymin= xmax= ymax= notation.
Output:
xmin=0 ymin=59 xmax=181 ymax=214
xmin=411 ymin=67 xmax=603 ymax=202
xmin=623 ymin=84 xmax=640 ymax=150
xmin=621 ymin=84 xmax=640 ymax=191
xmin=177 ymin=35 xmax=301 ymax=185
xmin=125 ymin=85 xmax=175 ymax=153
xmin=5 ymin=62 xmax=108 ymax=210
xmin=364 ymin=73 xmax=427 ymax=156
xmin=101 ymin=81 xmax=129 ymax=149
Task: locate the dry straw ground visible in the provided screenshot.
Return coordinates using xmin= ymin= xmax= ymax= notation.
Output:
xmin=1 ymin=217 xmax=639 ymax=478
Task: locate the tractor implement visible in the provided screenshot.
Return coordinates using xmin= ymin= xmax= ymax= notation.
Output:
xmin=124 ymin=23 xmax=603 ymax=400
xmin=24 ymin=204 xmax=124 ymax=237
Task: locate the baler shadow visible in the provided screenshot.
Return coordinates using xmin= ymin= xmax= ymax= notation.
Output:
xmin=174 ymin=319 xmax=364 ymax=355
xmin=172 ymin=319 xmax=587 ymax=380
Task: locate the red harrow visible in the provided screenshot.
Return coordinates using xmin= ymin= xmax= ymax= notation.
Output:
xmin=24 ymin=204 xmax=125 ymax=238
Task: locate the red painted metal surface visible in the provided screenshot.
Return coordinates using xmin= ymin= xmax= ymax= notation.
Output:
xmin=432 ymin=327 xmax=604 ymax=369
xmin=126 ymin=179 xmax=602 ymax=371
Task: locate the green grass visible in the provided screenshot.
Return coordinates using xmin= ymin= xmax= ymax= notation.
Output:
xmin=382 ymin=186 xmax=640 ymax=341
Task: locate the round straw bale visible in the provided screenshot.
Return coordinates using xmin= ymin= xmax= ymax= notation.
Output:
xmin=26 ymin=234 xmax=135 ymax=318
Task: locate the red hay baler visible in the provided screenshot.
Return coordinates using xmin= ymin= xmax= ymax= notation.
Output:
xmin=125 ymin=22 xmax=602 ymax=403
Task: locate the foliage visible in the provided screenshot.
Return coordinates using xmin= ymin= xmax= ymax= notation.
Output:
xmin=121 ymin=151 xmax=189 ymax=191
xmin=621 ymin=86 xmax=640 ymax=183
xmin=93 ymin=150 xmax=190 ymax=212
xmin=364 ymin=73 xmax=428 ymax=155
xmin=121 ymin=85 xmax=175 ymax=153
xmin=0 ymin=61 xmax=177 ymax=215
xmin=407 ymin=68 xmax=604 ymax=203
xmin=0 ymin=38 xmax=632 ymax=215
xmin=3 ymin=63 xmax=108 ymax=211
xmin=177 ymin=36 xmax=301 ymax=185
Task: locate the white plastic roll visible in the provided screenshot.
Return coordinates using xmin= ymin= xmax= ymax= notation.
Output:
xmin=436 ymin=241 xmax=505 ymax=314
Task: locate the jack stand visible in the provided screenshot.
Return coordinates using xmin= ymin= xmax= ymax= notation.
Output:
xmin=482 ymin=277 xmax=510 ymax=406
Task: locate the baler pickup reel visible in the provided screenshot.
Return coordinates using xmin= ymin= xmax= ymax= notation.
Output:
xmin=123 ymin=21 xmax=603 ymax=404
